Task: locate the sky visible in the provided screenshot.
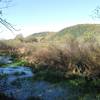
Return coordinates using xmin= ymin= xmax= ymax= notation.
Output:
xmin=0 ymin=0 xmax=100 ymax=39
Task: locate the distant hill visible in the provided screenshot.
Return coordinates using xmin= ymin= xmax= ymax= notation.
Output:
xmin=25 ymin=32 xmax=56 ymax=42
xmin=51 ymin=24 xmax=100 ymax=41
xmin=25 ymin=24 xmax=100 ymax=42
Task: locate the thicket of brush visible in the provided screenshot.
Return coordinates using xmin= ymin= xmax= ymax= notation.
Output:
xmin=0 ymin=34 xmax=100 ymax=80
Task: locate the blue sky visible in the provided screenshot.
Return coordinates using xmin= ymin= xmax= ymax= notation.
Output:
xmin=0 ymin=0 xmax=100 ymax=39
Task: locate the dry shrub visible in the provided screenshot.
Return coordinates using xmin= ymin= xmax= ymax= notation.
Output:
xmin=68 ymin=40 xmax=100 ymax=78
xmin=2 ymin=36 xmax=99 ymax=78
xmin=0 ymin=41 xmax=17 ymax=56
xmin=17 ymin=39 xmax=100 ymax=78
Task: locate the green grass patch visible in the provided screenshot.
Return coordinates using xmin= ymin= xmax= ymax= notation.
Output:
xmin=1 ymin=60 xmax=28 ymax=67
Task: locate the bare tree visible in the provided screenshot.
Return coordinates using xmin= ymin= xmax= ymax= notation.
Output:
xmin=91 ymin=6 xmax=100 ymax=19
xmin=0 ymin=0 xmax=17 ymax=32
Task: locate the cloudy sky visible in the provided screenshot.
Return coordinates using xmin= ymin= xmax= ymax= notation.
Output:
xmin=0 ymin=0 xmax=100 ymax=39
